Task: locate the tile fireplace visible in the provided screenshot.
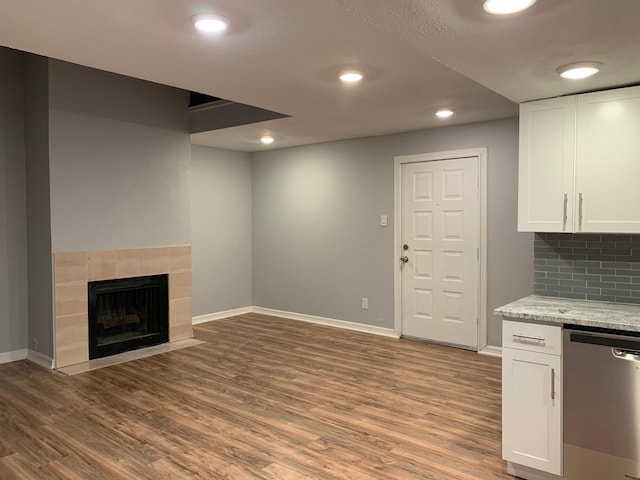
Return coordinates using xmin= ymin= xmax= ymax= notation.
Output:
xmin=53 ymin=246 xmax=192 ymax=368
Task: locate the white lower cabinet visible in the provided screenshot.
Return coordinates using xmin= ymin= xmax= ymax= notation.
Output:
xmin=502 ymin=320 xmax=562 ymax=478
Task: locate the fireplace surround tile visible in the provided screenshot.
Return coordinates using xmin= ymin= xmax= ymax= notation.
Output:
xmin=169 ymin=271 xmax=192 ymax=299
xmin=143 ymin=247 xmax=170 ymax=275
xmin=88 ymin=250 xmax=116 ymax=281
xmin=54 ymin=252 xmax=88 ymax=285
xmin=116 ymin=249 xmax=144 ymax=278
xmin=169 ymin=296 xmax=192 ymax=342
xmin=170 ymin=246 xmax=191 ymax=273
xmin=55 ymin=283 xmax=88 ymax=317
xmin=53 ymin=245 xmax=192 ymax=368
xmin=170 ymin=296 xmax=192 ymax=318
xmin=170 ymin=323 xmax=193 ymax=343
xmin=55 ymin=313 xmax=88 ymax=367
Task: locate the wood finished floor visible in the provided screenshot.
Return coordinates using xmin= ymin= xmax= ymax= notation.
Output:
xmin=0 ymin=314 xmax=511 ymax=479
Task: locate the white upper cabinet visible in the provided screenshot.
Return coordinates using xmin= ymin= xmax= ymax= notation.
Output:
xmin=518 ymin=96 xmax=576 ymax=232
xmin=576 ymin=86 xmax=640 ymax=233
xmin=518 ymin=85 xmax=640 ymax=233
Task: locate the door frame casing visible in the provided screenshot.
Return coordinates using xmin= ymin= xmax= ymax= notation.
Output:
xmin=393 ymin=148 xmax=488 ymax=351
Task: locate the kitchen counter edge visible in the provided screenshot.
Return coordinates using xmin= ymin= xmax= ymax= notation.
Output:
xmin=494 ymin=295 xmax=640 ymax=332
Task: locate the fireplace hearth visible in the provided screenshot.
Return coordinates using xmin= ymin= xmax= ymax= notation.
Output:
xmin=88 ymin=274 xmax=169 ymax=359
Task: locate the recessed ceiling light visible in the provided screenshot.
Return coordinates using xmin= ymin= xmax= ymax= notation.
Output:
xmin=260 ymin=135 xmax=274 ymax=145
xmin=555 ymin=61 xmax=603 ymax=80
xmin=339 ymin=70 xmax=364 ymax=83
xmin=192 ymin=14 xmax=229 ymax=33
xmin=436 ymin=109 xmax=454 ymax=118
xmin=483 ymin=0 xmax=536 ymax=14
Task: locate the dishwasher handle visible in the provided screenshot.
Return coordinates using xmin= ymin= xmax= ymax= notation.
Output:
xmin=569 ymin=331 xmax=640 ymax=351
xmin=612 ymin=348 xmax=640 ymax=362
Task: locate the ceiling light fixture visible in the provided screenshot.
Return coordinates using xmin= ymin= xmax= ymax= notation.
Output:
xmin=260 ymin=135 xmax=274 ymax=145
xmin=339 ymin=70 xmax=364 ymax=83
xmin=436 ymin=109 xmax=454 ymax=118
xmin=192 ymin=14 xmax=229 ymax=33
xmin=483 ymin=0 xmax=536 ymax=14
xmin=555 ymin=61 xmax=603 ymax=80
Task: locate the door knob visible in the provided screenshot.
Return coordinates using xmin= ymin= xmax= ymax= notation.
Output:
xmin=400 ymin=256 xmax=409 ymax=263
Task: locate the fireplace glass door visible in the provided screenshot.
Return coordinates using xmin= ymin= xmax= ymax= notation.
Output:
xmin=88 ymin=274 xmax=169 ymax=359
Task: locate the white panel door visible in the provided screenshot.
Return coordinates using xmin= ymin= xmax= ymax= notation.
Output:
xmin=518 ymin=96 xmax=576 ymax=232
xmin=576 ymin=85 xmax=640 ymax=233
xmin=502 ymin=348 xmax=562 ymax=475
xmin=400 ymin=157 xmax=479 ymax=348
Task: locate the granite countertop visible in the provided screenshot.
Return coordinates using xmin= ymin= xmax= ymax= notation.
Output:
xmin=494 ymin=295 xmax=640 ymax=332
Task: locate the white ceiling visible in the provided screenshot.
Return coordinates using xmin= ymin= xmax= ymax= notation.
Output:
xmin=0 ymin=0 xmax=638 ymax=152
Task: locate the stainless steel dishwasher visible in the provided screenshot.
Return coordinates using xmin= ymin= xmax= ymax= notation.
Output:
xmin=564 ymin=326 xmax=640 ymax=480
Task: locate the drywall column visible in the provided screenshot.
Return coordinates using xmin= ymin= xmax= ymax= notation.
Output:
xmin=0 ymin=47 xmax=28 ymax=356
xmin=24 ymin=54 xmax=54 ymax=358
xmin=47 ymin=60 xmax=191 ymax=253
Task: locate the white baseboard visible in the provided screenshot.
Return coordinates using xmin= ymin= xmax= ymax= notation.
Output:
xmin=252 ymin=306 xmax=400 ymax=338
xmin=0 ymin=348 xmax=28 ymax=364
xmin=0 ymin=348 xmax=55 ymax=368
xmin=27 ymin=349 xmax=54 ymax=369
xmin=478 ymin=345 xmax=502 ymax=357
xmin=192 ymin=306 xmax=253 ymax=325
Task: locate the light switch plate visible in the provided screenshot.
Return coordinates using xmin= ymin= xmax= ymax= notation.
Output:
xmin=380 ymin=214 xmax=388 ymax=227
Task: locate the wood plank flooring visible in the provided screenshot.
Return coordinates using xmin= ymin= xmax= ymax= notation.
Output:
xmin=0 ymin=313 xmax=511 ymax=479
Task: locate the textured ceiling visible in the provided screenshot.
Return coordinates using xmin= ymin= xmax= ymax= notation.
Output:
xmin=335 ymin=0 xmax=640 ymax=102
xmin=0 ymin=0 xmax=637 ymax=151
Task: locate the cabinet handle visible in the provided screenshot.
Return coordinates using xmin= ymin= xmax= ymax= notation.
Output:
xmin=512 ymin=333 xmax=545 ymax=344
xmin=551 ymin=368 xmax=556 ymax=400
xmin=579 ymin=193 xmax=583 ymax=230
xmin=563 ymin=193 xmax=568 ymax=230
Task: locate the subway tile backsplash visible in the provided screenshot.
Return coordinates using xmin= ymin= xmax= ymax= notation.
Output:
xmin=534 ymin=233 xmax=640 ymax=304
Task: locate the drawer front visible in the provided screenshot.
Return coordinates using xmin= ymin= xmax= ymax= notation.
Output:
xmin=503 ymin=320 xmax=562 ymax=355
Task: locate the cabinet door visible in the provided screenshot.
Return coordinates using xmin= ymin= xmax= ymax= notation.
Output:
xmin=576 ymin=85 xmax=640 ymax=232
xmin=502 ymin=348 xmax=562 ymax=475
xmin=518 ymin=96 xmax=576 ymax=232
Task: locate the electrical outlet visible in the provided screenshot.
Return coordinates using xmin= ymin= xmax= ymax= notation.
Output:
xmin=361 ymin=297 xmax=369 ymax=310
xmin=31 ymin=338 xmax=38 ymax=351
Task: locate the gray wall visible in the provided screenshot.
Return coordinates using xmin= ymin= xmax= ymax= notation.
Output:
xmin=47 ymin=60 xmax=192 ymax=253
xmin=24 ymin=54 xmax=54 ymax=357
xmin=0 ymin=48 xmax=28 ymax=353
xmin=0 ymin=51 xmax=531 ymax=355
xmin=191 ymin=146 xmax=252 ymax=316
xmin=252 ymin=118 xmax=533 ymax=346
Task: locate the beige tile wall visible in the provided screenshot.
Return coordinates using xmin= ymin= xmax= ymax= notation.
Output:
xmin=53 ymin=246 xmax=192 ymax=368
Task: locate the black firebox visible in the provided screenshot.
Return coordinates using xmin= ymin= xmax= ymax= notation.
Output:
xmin=88 ymin=274 xmax=169 ymax=360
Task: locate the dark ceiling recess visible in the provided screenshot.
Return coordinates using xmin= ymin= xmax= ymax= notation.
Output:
xmin=188 ymin=91 xmax=290 ymax=134
xmin=189 ymin=91 xmax=222 ymax=107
